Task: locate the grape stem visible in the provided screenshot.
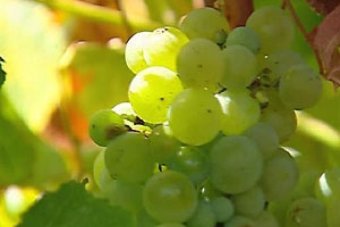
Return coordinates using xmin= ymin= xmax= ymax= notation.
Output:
xmin=282 ymin=0 xmax=324 ymax=75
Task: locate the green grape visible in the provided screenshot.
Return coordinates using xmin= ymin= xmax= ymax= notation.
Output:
xmin=156 ymin=223 xmax=185 ymax=227
xmin=254 ymin=211 xmax=279 ymax=227
xmin=179 ymin=7 xmax=229 ymax=43
xmin=279 ymin=65 xmax=322 ymax=110
xmin=168 ymin=146 xmax=209 ymax=185
xmin=221 ymin=45 xmax=257 ymax=90
xmin=225 ymin=26 xmax=261 ymax=53
xmin=231 ymin=185 xmax=265 ymax=218
xmin=216 ymin=90 xmax=260 ymax=135
xmin=210 ymin=196 xmax=234 ymax=222
xmin=210 ymin=136 xmax=263 ymax=194
xmin=187 ymin=200 xmax=216 ymax=227
xmin=315 ymin=168 xmax=340 ymax=203
xmin=125 ymin=31 xmax=151 ymax=73
xmin=260 ymin=148 xmax=299 ymax=201
xmin=224 ymin=216 xmax=256 ymax=227
xmin=149 ymin=125 xmax=181 ymax=164
xmin=89 ymin=109 xmax=127 ymax=147
xmin=244 ymin=122 xmax=279 ymax=159
xmin=93 ymin=150 xmax=114 ymax=192
xmin=168 ymin=88 xmax=222 ymax=146
xmin=112 ymin=102 xmax=137 ymax=126
xmin=136 ymin=208 xmax=160 ymax=227
xmin=246 ymin=6 xmax=294 ymax=53
xmin=143 ymin=26 xmax=188 ymax=71
xmin=105 ymin=132 xmax=154 ymax=184
xmin=200 ymin=180 xmax=223 ymax=199
xmin=177 ymin=38 xmax=224 ymax=91
xmin=143 ymin=170 xmax=198 ymax=223
xmin=326 ymin=196 xmax=340 ymax=227
xmin=129 ymin=66 xmax=183 ymax=124
xmin=285 ymin=197 xmax=327 ymax=227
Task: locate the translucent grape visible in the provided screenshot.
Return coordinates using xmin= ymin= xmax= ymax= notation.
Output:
xmin=104 ymin=132 xmax=154 ymax=184
xmin=179 ymin=7 xmax=229 ymax=43
xmin=143 ymin=170 xmax=198 ymax=223
xmin=254 ymin=211 xmax=279 ymax=227
xmin=316 ymin=168 xmax=340 ymax=203
xmin=226 ymin=26 xmax=261 ymax=53
xmin=216 ymin=90 xmax=260 ymax=135
xmin=187 ymin=200 xmax=216 ymax=227
xmin=210 ymin=136 xmax=263 ymax=194
xmin=286 ymin=197 xmax=327 ymax=227
xmin=177 ymin=38 xmax=224 ymax=91
xmin=246 ymin=6 xmax=294 ymax=53
xmin=89 ymin=109 xmax=127 ymax=147
xmin=326 ymin=196 xmax=340 ymax=227
xmin=221 ymin=45 xmax=257 ymax=90
xmin=224 ymin=216 xmax=256 ymax=227
xmin=260 ymin=149 xmax=299 ymax=201
xmin=168 ymin=88 xmax=222 ymax=146
xmin=125 ymin=31 xmax=151 ymax=73
xmin=279 ymin=65 xmax=322 ymax=110
xmin=210 ymin=196 xmax=234 ymax=222
xmin=143 ymin=26 xmax=188 ymax=71
xmin=93 ymin=150 xmax=114 ymax=192
xmin=129 ymin=66 xmax=183 ymax=124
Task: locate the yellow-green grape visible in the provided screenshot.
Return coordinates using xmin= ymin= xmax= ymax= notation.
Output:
xmin=93 ymin=150 xmax=114 ymax=192
xmin=187 ymin=200 xmax=216 ymax=227
xmin=177 ymin=38 xmax=224 ymax=91
xmin=254 ymin=211 xmax=279 ymax=227
xmin=179 ymin=7 xmax=229 ymax=43
xmin=224 ymin=216 xmax=255 ymax=227
xmin=156 ymin=223 xmax=185 ymax=227
xmin=226 ymin=26 xmax=261 ymax=54
xmin=143 ymin=26 xmax=188 ymax=71
xmin=112 ymin=102 xmax=137 ymax=127
xmin=125 ymin=31 xmax=151 ymax=73
xmin=129 ymin=66 xmax=183 ymax=124
xmin=315 ymin=168 xmax=340 ymax=204
xmin=143 ymin=170 xmax=198 ymax=223
xmin=168 ymin=88 xmax=222 ymax=146
xmin=216 ymin=90 xmax=260 ymax=135
xmin=210 ymin=196 xmax=234 ymax=222
xmin=246 ymin=6 xmax=294 ymax=54
xmin=89 ymin=109 xmax=127 ymax=147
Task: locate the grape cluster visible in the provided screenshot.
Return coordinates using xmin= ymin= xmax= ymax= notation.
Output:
xmin=89 ymin=6 xmax=327 ymax=227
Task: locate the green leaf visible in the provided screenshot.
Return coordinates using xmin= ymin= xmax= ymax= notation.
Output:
xmin=0 ymin=57 xmax=6 ymax=88
xmin=19 ymin=181 xmax=135 ymax=227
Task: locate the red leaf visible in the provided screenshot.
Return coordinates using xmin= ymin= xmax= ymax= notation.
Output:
xmin=313 ymin=5 xmax=340 ymax=86
xmin=306 ymin=0 xmax=339 ymax=15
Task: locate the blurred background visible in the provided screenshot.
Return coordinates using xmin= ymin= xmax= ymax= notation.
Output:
xmin=0 ymin=0 xmax=339 ymax=226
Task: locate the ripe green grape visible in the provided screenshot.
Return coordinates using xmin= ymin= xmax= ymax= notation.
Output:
xmin=177 ymin=38 xmax=224 ymax=91
xmin=279 ymin=65 xmax=322 ymax=110
xmin=143 ymin=26 xmax=188 ymax=71
xmin=156 ymin=223 xmax=185 ymax=227
xmin=104 ymin=132 xmax=154 ymax=184
xmin=168 ymin=88 xmax=222 ymax=146
xmin=93 ymin=150 xmax=114 ymax=192
xmin=129 ymin=66 xmax=183 ymax=124
xmin=260 ymin=149 xmax=299 ymax=201
xmin=143 ymin=170 xmax=198 ymax=223
xmin=216 ymin=90 xmax=260 ymax=135
xmin=326 ymin=196 xmax=340 ymax=227
xmin=246 ymin=6 xmax=294 ymax=53
xmin=231 ymin=185 xmax=265 ymax=218
xmin=224 ymin=216 xmax=256 ymax=227
xmin=209 ymin=136 xmax=263 ymax=194
xmin=244 ymin=122 xmax=279 ymax=159
xmin=125 ymin=31 xmax=151 ymax=73
xmin=179 ymin=7 xmax=229 ymax=43
xmin=316 ymin=168 xmax=340 ymax=203
xmin=187 ymin=200 xmax=216 ymax=227
xmin=89 ymin=109 xmax=127 ymax=146
xmin=210 ymin=196 xmax=234 ymax=222
xmin=285 ymin=197 xmax=327 ymax=227
xmin=226 ymin=26 xmax=260 ymax=53
xmin=221 ymin=45 xmax=257 ymax=90
xmin=254 ymin=211 xmax=279 ymax=227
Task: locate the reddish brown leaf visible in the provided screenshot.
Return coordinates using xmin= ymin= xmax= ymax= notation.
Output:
xmin=313 ymin=4 xmax=340 ymax=86
xmin=306 ymin=0 xmax=340 ymax=15
xmin=223 ymin=0 xmax=253 ymax=28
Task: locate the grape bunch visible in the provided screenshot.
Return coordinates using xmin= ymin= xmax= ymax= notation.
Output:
xmin=88 ymin=5 xmax=329 ymax=227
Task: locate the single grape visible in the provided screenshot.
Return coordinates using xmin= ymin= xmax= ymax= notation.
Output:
xmin=104 ymin=132 xmax=155 ymax=184
xmin=186 ymin=200 xmax=216 ymax=227
xmin=177 ymin=38 xmax=224 ymax=91
xmin=315 ymin=168 xmax=340 ymax=203
xmin=226 ymin=26 xmax=261 ymax=53
xmin=209 ymin=136 xmax=263 ymax=194
xmin=89 ymin=109 xmax=127 ymax=147
xmin=129 ymin=66 xmax=183 ymax=124
xmin=143 ymin=170 xmax=198 ymax=223
xmin=246 ymin=6 xmax=294 ymax=53
xmin=224 ymin=216 xmax=256 ymax=227
xmin=221 ymin=45 xmax=257 ymax=90
xmin=260 ymin=148 xmax=299 ymax=201
xmin=253 ymin=211 xmax=279 ymax=227
xmin=93 ymin=150 xmax=114 ymax=192
xmin=285 ymin=197 xmax=327 ymax=227
xmin=210 ymin=196 xmax=234 ymax=222
xmin=168 ymin=88 xmax=222 ymax=146
xmin=279 ymin=65 xmax=322 ymax=110
xmin=216 ymin=90 xmax=260 ymax=135
xmin=125 ymin=31 xmax=151 ymax=73
xmin=143 ymin=26 xmax=188 ymax=71
xmin=179 ymin=7 xmax=229 ymax=43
